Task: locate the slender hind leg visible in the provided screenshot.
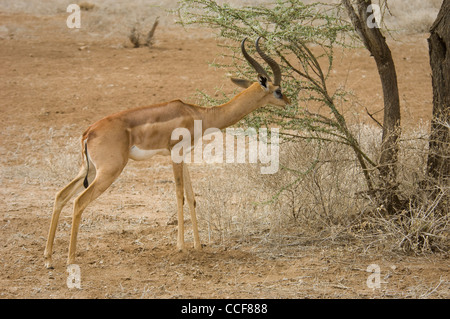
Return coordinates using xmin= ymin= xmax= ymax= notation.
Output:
xmin=67 ymin=167 xmax=123 ymax=265
xmin=183 ymin=164 xmax=201 ymax=250
xmin=172 ymin=162 xmax=185 ymax=251
xmin=44 ymin=168 xmax=87 ymax=269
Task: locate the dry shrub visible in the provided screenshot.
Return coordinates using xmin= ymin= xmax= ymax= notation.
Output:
xmin=195 ymin=125 xmax=449 ymax=256
xmin=195 ymin=164 xmax=274 ymax=247
xmin=128 ymin=17 xmax=159 ymax=48
xmin=252 ymin=135 xmax=369 ymax=244
xmin=369 ymin=191 xmax=448 ymax=254
xmin=195 ymin=129 xmax=370 ymax=249
xmin=364 ymin=127 xmax=449 ymax=254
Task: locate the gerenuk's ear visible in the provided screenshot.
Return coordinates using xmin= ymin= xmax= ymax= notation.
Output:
xmin=257 ymin=74 xmax=269 ymax=91
xmin=230 ymin=77 xmax=253 ymax=88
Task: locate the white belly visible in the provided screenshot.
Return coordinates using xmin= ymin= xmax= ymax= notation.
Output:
xmin=129 ymin=145 xmax=170 ymax=161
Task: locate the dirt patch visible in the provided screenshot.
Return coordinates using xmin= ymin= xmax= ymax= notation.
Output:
xmin=1 ymin=213 xmax=448 ymax=298
xmin=0 ymin=12 xmax=448 ymax=299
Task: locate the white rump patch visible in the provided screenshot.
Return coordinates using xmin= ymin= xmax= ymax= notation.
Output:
xmin=129 ymin=145 xmax=170 ymax=161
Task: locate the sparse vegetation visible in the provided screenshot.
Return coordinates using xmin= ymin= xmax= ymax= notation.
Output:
xmin=128 ymin=17 xmax=159 ymax=48
xmin=0 ymin=0 xmax=447 ymax=298
xmin=196 ymin=126 xmax=448 ymax=255
xmin=177 ymin=0 xmax=449 ymax=255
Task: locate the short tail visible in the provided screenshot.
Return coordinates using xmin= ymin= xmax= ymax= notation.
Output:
xmin=83 ymin=141 xmax=90 ymax=188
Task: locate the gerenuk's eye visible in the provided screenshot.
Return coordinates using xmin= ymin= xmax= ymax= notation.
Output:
xmin=274 ymin=89 xmax=283 ymax=99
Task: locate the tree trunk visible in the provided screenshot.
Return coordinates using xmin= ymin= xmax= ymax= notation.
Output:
xmin=342 ymin=0 xmax=401 ymax=213
xmin=427 ymin=0 xmax=450 ymax=186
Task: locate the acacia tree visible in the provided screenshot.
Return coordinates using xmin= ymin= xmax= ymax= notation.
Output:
xmin=177 ymin=0 xmax=377 ymax=192
xmin=176 ymin=0 xmax=449 ymax=252
xmin=177 ymin=0 xmax=431 ymax=214
xmin=427 ymin=0 xmax=449 ymax=189
xmin=341 ymin=0 xmax=401 ymax=213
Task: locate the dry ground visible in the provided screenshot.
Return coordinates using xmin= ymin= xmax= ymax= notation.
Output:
xmin=0 ymin=10 xmax=448 ymax=299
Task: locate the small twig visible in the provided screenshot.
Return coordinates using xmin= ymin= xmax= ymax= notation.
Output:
xmin=332 ymin=283 xmax=351 ymax=290
xmin=420 ymin=278 xmax=445 ymax=298
xmin=365 ymin=106 xmax=383 ymax=128
xmin=145 ymin=17 xmax=159 ymax=47
xmin=128 ymin=26 xmax=140 ymax=48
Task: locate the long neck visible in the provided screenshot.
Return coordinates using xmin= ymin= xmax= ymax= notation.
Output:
xmin=200 ymin=83 xmax=267 ymax=130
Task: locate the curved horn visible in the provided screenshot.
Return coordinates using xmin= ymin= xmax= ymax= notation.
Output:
xmin=255 ymin=37 xmax=282 ymax=86
xmin=240 ymin=38 xmax=271 ymax=82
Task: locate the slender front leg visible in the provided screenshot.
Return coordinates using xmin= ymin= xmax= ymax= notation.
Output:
xmin=172 ymin=162 xmax=185 ymax=251
xmin=183 ymin=164 xmax=201 ymax=250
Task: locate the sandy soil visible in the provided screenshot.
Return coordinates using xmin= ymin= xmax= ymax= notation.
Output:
xmin=0 ymin=11 xmax=448 ymax=299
